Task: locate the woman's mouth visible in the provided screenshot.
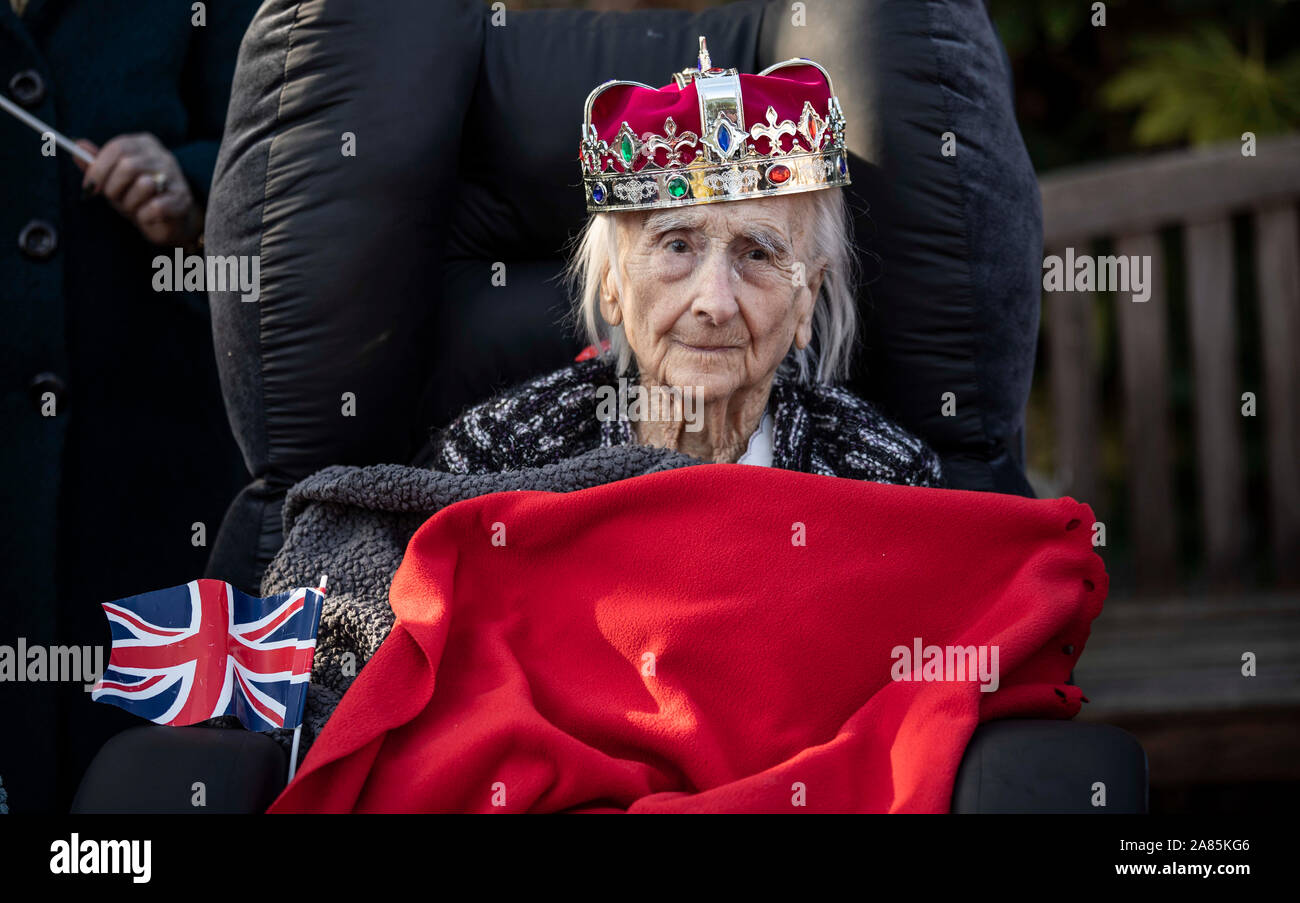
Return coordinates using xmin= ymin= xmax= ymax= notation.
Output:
xmin=676 ymin=340 xmax=741 ymax=354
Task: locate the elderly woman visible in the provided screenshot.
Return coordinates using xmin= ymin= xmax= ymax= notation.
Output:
xmin=427 ymin=39 xmax=943 ymax=489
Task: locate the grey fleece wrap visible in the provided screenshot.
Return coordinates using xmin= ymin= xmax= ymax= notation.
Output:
xmin=248 ymin=445 xmax=702 ymax=762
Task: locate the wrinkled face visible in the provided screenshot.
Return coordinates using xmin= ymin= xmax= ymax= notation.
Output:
xmin=600 ymin=193 xmax=826 ymax=404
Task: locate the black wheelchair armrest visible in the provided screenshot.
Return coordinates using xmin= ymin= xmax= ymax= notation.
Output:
xmin=73 ymin=718 xmax=1147 ymax=813
xmin=951 ymin=719 xmax=1149 ymax=813
xmin=71 ymin=725 xmax=288 ymax=814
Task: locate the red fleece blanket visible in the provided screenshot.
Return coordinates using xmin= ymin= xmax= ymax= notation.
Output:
xmin=269 ymin=464 xmax=1106 ymax=813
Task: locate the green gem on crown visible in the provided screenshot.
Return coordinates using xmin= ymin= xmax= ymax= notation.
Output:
xmin=666 ymin=176 xmax=689 ymax=199
xmin=620 ymin=135 xmax=635 ymax=165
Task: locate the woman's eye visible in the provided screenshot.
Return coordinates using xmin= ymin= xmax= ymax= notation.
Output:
xmin=666 ymin=238 xmax=689 ymax=253
xmin=746 ymin=248 xmax=770 ymax=261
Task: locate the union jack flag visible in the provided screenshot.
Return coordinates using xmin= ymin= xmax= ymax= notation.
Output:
xmin=90 ymin=579 xmax=325 ymax=731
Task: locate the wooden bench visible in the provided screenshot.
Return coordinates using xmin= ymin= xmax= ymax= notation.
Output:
xmin=1040 ymin=134 xmax=1300 ymax=593
xmin=1039 ymin=136 xmax=1300 ymax=804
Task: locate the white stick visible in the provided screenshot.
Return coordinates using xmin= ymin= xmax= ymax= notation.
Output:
xmin=288 ymin=725 xmax=302 ymax=783
xmin=0 ymin=93 xmax=96 ymax=166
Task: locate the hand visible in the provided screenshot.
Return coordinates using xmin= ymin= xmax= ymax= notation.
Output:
xmin=75 ymin=134 xmax=204 ymax=248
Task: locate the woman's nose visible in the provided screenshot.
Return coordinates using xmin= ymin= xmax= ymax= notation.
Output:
xmin=689 ymin=250 xmax=740 ymax=324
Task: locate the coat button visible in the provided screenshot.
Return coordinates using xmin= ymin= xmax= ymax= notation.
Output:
xmin=18 ymin=220 xmax=58 ymax=260
xmin=28 ymin=372 xmax=68 ymax=413
xmin=8 ymin=69 xmax=46 ymax=107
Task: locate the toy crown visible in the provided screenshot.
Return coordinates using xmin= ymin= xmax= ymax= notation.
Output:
xmin=580 ymin=36 xmax=850 ymax=213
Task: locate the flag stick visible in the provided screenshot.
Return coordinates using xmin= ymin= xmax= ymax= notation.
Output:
xmin=287 ymin=573 xmax=328 ymax=784
xmin=0 ymin=93 xmax=96 ymax=165
xmin=288 ymin=726 xmax=302 ymax=783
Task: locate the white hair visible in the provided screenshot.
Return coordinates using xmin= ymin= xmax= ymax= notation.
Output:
xmin=562 ymin=188 xmax=860 ymax=384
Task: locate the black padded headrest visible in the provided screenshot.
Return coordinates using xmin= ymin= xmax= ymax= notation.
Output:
xmin=205 ymin=0 xmax=1040 ymax=591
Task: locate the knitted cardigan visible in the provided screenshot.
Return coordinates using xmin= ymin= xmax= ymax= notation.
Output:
xmin=417 ymin=354 xmax=946 ymax=488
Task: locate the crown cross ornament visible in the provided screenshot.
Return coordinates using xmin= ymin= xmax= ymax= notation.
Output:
xmin=641 ymin=117 xmax=698 ymax=168
xmin=751 ymin=106 xmax=798 ymax=157
xmin=580 ymin=36 xmax=851 ymax=212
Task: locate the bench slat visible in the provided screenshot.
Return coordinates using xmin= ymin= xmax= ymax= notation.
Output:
xmin=1254 ymin=205 xmax=1300 ymax=586
xmin=1045 ymin=247 xmax=1100 ymax=509
xmin=1042 ymin=135 xmax=1300 ymax=244
xmin=1114 ymin=232 xmax=1178 ymax=590
xmin=1185 ymin=218 xmax=1246 ymax=587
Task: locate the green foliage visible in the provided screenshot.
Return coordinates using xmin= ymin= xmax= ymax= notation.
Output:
xmin=1103 ymin=24 xmax=1300 ymax=146
xmin=991 ymin=0 xmax=1109 ymax=55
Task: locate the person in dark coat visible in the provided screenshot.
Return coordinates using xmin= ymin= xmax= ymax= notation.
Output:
xmin=0 ymin=0 xmax=260 ymax=812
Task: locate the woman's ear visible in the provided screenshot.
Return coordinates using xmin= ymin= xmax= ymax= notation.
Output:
xmin=599 ymin=265 xmax=623 ymax=326
xmin=794 ymin=313 xmax=812 ymax=350
xmin=793 ymin=257 xmax=826 ymax=350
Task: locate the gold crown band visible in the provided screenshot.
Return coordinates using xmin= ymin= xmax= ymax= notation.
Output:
xmin=583 ymin=146 xmax=849 ymax=213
